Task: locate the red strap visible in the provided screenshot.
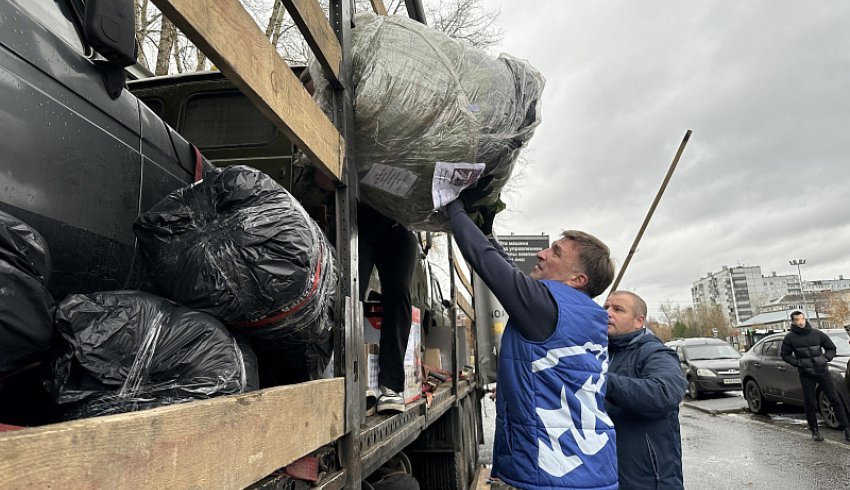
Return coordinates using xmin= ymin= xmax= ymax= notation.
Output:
xmin=229 ymin=249 xmax=324 ymax=329
xmin=193 ymin=145 xmax=204 ymax=181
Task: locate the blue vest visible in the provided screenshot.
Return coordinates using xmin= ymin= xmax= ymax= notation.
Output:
xmin=492 ymin=281 xmax=618 ymax=490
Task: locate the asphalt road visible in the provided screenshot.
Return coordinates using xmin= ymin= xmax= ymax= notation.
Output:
xmin=478 ymin=392 xmax=850 ymax=488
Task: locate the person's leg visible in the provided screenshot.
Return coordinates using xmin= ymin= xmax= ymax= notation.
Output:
xmin=800 ymin=374 xmax=820 ymax=432
xmin=358 ymin=205 xmax=379 ymax=301
xmin=375 ymin=225 xmax=417 ymax=395
xmin=818 ymin=373 xmax=850 ymax=429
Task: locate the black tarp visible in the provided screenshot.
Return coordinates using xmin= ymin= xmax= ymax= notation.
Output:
xmin=47 ymin=291 xmax=254 ymax=419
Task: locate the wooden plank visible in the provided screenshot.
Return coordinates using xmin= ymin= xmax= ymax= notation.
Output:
xmin=281 ymin=0 xmax=342 ymax=86
xmin=152 ymin=0 xmax=343 ymax=180
xmin=369 ymin=0 xmax=388 ymax=15
xmin=456 ymin=291 xmax=475 ymax=321
xmin=453 ymin=255 xmax=473 ymax=297
xmin=0 ymin=379 xmax=345 ymax=489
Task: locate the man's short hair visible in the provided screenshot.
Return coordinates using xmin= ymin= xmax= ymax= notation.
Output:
xmin=790 ymin=310 xmax=804 ymax=319
xmin=561 ymin=230 xmax=614 ymax=298
xmin=609 ymin=291 xmax=647 ymax=318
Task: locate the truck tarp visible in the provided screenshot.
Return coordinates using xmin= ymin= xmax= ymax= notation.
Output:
xmin=309 ymin=12 xmax=544 ymax=231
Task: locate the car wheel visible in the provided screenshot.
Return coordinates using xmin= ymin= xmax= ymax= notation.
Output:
xmin=817 ymin=390 xmax=845 ymax=430
xmin=744 ymin=379 xmax=771 ymax=415
xmin=688 ymin=378 xmax=702 ymax=400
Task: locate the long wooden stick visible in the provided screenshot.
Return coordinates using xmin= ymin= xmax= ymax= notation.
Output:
xmin=610 ymin=129 xmax=693 ymax=292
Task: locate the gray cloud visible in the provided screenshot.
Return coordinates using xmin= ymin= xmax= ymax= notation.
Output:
xmin=485 ymin=0 xmax=850 ymax=317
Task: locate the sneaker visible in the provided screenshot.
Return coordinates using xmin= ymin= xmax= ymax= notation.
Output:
xmin=811 ymin=429 xmax=824 ymax=442
xmin=377 ymin=386 xmax=405 ymax=413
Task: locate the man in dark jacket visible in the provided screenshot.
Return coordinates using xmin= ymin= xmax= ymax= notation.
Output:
xmin=604 ymin=291 xmax=687 ymax=489
xmin=780 ymin=311 xmax=850 ymax=442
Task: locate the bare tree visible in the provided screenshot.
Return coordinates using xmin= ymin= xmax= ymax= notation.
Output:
xmin=659 ymin=300 xmax=679 ymax=327
xmin=824 ymin=291 xmax=850 ymax=328
xmin=136 ymin=0 xmax=502 ymax=74
xmin=154 ymin=16 xmax=177 ymax=75
xmin=678 ymin=304 xmax=730 ymax=339
xmin=134 ymin=0 xmax=152 ymax=69
xmin=423 ymin=0 xmax=502 ymax=49
xmin=648 ymin=318 xmax=673 ymax=343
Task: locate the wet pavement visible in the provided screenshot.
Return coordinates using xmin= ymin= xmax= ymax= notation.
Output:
xmin=478 ymin=391 xmax=850 ymax=488
xmin=681 ymin=407 xmax=850 ymax=488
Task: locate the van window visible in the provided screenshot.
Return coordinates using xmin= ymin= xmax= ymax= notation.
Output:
xmin=141 ymin=98 xmax=165 ymax=119
xmin=181 ymin=92 xmax=277 ymax=148
xmin=19 ymin=0 xmax=85 ymax=53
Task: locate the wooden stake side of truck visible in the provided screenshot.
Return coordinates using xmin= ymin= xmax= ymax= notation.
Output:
xmin=0 ymin=0 xmax=484 ymax=488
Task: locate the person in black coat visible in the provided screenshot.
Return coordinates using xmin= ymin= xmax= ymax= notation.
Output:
xmin=780 ymin=310 xmax=850 ymax=442
xmin=604 ymin=291 xmax=687 ymax=489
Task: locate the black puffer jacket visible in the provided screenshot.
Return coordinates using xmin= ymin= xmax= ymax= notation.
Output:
xmin=780 ymin=322 xmax=836 ymax=376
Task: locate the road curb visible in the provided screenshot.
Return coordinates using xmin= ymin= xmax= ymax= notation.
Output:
xmin=681 ymin=401 xmax=748 ymax=416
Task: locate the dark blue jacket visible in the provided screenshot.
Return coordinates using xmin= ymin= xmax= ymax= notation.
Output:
xmin=493 ymin=281 xmax=618 ymax=490
xmin=606 ymin=329 xmax=686 ymax=490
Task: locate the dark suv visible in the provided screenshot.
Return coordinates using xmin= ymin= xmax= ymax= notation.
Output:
xmin=0 ymin=0 xmax=201 ymax=298
xmin=667 ymin=338 xmax=742 ymax=399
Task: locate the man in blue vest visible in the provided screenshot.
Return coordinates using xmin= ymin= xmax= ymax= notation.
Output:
xmin=604 ymin=291 xmax=686 ymax=489
xmin=446 ymin=198 xmax=618 ymax=489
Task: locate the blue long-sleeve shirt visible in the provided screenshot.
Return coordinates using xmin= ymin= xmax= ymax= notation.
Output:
xmin=446 ymin=200 xmax=557 ymax=342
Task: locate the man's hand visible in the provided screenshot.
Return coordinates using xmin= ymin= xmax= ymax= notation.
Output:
xmin=459 ymin=175 xmax=496 ymax=211
xmin=458 ymin=175 xmax=502 ymax=235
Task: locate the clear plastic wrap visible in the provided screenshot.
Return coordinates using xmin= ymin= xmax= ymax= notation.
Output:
xmin=309 ymin=12 xmax=544 ymax=230
xmin=133 ymin=165 xmax=337 ymax=379
xmin=47 ymin=291 xmax=253 ymax=419
xmin=0 ymin=210 xmax=54 ymax=375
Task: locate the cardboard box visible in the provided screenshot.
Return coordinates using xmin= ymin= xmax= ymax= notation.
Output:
xmin=424 ymin=348 xmax=443 ymax=371
xmin=363 ymin=343 xmax=380 ymax=398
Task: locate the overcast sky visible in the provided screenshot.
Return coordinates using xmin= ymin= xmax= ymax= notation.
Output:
xmin=477 ymin=1 xmax=850 ymax=319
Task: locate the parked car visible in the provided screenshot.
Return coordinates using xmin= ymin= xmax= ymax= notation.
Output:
xmin=739 ymin=329 xmax=850 ymax=429
xmin=667 ymin=338 xmax=742 ymax=399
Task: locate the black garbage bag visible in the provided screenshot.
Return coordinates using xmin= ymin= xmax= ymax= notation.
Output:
xmin=0 ymin=210 xmax=54 ymax=376
xmin=47 ymin=291 xmax=254 ymax=419
xmin=133 ymin=165 xmax=337 ymax=380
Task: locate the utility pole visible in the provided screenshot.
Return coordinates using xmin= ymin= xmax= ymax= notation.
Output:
xmin=789 ymin=259 xmax=813 ymax=326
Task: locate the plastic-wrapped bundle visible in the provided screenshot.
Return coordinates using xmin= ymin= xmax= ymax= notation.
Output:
xmin=133 ymin=165 xmax=337 ymax=379
xmin=0 ymin=210 xmax=54 ymax=375
xmin=309 ymin=12 xmax=544 ymax=230
xmin=47 ymin=291 xmax=253 ymax=419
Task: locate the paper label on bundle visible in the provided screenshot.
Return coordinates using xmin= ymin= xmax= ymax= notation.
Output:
xmin=431 ymin=162 xmax=486 ymax=209
xmin=361 ymin=163 xmax=418 ymax=197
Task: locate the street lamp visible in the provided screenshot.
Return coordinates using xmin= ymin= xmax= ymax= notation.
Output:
xmin=789 ymin=259 xmax=808 ymax=317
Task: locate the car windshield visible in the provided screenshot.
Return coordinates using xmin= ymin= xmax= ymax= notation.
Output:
xmin=826 ymin=331 xmax=850 ymax=357
xmin=684 ymin=344 xmax=741 ymax=361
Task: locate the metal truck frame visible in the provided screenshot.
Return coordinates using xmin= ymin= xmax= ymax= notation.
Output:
xmin=0 ymin=0 xmax=484 ymax=488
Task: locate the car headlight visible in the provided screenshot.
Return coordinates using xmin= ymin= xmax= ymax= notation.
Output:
xmin=696 ymin=368 xmax=716 ymax=377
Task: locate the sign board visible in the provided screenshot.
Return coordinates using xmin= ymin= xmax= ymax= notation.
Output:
xmin=497 ymin=234 xmax=551 ymax=275
xmin=473 ymin=234 xmax=550 ymax=385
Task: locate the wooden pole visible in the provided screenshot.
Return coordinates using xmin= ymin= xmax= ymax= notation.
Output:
xmin=610 ymin=129 xmax=693 ymax=292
